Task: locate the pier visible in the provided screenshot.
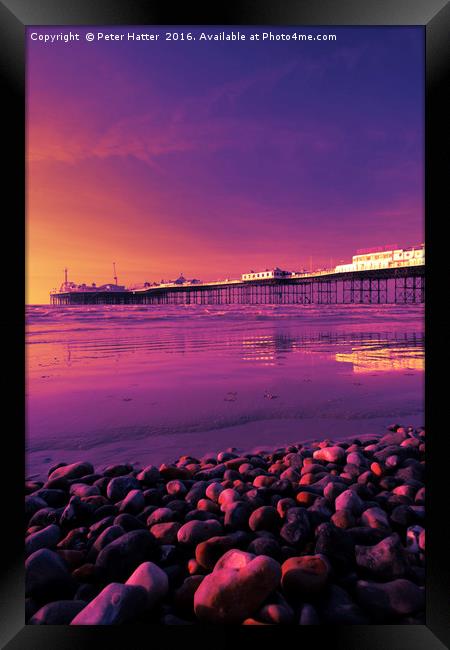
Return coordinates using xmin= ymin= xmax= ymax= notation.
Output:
xmin=50 ymin=266 xmax=424 ymax=306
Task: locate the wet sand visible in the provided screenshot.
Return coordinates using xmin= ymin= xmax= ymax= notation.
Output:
xmin=26 ymin=304 xmax=424 ymax=480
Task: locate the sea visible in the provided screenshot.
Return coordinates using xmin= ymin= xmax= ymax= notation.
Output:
xmin=25 ymin=304 xmax=424 ymax=480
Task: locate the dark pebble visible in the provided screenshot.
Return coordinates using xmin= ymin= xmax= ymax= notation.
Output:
xmin=95 ymin=530 xmax=157 ymax=582
xmin=26 ymin=549 xmax=77 ymax=603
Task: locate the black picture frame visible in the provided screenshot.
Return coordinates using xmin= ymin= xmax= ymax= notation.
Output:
xmin=2 ymin=0 xmax=449 ymax=647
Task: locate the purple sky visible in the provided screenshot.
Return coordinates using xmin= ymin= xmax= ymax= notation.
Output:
xmin=27 ymin=27 xmax=424 ymax=299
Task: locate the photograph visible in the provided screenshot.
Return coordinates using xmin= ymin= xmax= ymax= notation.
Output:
xmin=23 ymin=24 xmax=429 ymax=627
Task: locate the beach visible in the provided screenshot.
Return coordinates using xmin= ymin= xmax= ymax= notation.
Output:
xmin=25 ymin=425 xmax=425 ymax=625
xmin=26 ymin=303 xmax=424 ymax=481
xmin=24 ymin=303 xmax=425 ymax=624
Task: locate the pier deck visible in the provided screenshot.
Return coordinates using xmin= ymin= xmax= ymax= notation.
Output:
xmin=50 ymin=266 xmax=425 ymax=305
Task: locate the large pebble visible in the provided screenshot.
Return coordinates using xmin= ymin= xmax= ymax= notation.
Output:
xmin=196 ymin=532 xmax=248 ymax=570
xmin=177 ymin=519 xmax=223 ymax=546
xmin=87 ymin=525 xmax=124 ymax=560
xmin=26 ymin=525 xmax=61 ymax=558
xmin=355 ymin=579 xmax=425 ymax=619
xmin=95 ymin=530 xmax=156 ymax=582
xmin=214 ymin=549 xmax=255 ymax=571
xmin=103 ymin=463 xmax=134 ymax=477
xmin=299 ymin=603 xmax=320 ymax=624
xmin=279 ymin=508 xmax=310 ymax=546
xmin=205 ymin=482 xmax=225 ymax=502
xmin=194 ymin=555 xmax=281 ymax=623
xmin=114 ymin=513 xmax=145 ymax=531
xmin=313 ymin=446 xmax=346 ymax=463
xmin=315 ymin=523 xmax=354 ymax=569
xmin=320 ymin=584 xmax=369 ymax=624
xmin=48 ymin=461 xmax=94 ymax=482
xmin=29 ymin=600 xmax=86 ymax=625
xmin=257 ymin=602 xmax=294 ymax=624
xmin=223 ymin=502 xmax=250 ymax=530
xmin=106 ymin=476 xmax=140 ymax=503
xmin=125 ymin=561 xmax=169 ymax=609
xmin=248 ymin=506 xmax=280 ymax=532
xmin=33 ymin=489 xmax=67 ymax=508
xmin=281 ymin=554 xmax=330 ymax=597
xmin=247 ymin=537 xmax=281 ymax=560
xmin=151 ymin=522 xmax=181 ymax=545
xmin=147 ymin=507 xmax=177 ymax=526
xmin=174 ymin=576 xmax=204 ymax=616
xmin=335 ymin=489 xmax=364 ymax=515
xmin=119 ymin=489 xmax=145 ymax=515
xmin=25 ymin=496 xmax=48 ymax=522
xmin=360 ymin=506 xmax=391 ymax=530
xmin=355 ymin=533 xmax=408 ymax=579
xmin=71 ymin=583 xmax=147 ymax=624
xmin=136 ymin=465 xmax=160 ymax=483
xmin=26 ymin=549 xmax=76 ymax=602
xmin=70 ymin=483 xmax=100 ymax=498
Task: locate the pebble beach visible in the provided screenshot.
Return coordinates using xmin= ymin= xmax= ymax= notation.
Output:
xmin=25 ymin=423 xmax=425 ymax=625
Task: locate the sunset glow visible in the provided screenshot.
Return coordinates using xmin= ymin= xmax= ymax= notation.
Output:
xmin=27 ymin=27 xmax=424 ymax=303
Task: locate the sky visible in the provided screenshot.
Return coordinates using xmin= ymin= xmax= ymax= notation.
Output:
xmin=26 ymin=27 xmax=424 ymax=303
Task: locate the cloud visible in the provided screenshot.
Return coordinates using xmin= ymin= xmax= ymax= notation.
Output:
xmin=27 ymin=60 xmax=309 ymax=167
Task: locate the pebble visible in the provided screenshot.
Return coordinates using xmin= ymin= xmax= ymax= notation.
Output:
xmin=125 ymin=561 xmax=169 ymax=608
xmin=26 ymin=549 xmax=77 ymax=602
xmin=95 ymin=530 xmax=157 ymax=582
xmin=106 ymin=476 xmax=140 ymax=503
xmin=298 ymin=603 xmax=320 ymax=624
xmin=355 ymin=533 xmax=408 ymax=579
xmin=223 ymin=502 xmax=250 ymax=530
xmin=150 ymin=522 xmax=181 ymax=545
xmin=315 ymin=523 xmax=355 ymax=570
xmin=87 ymin=524 xmax=124 ymax=560
xmin=177 ymin=519 xmax=223 ymax=546
xmin=147 ymin=507 xmax=177 ymax=526
xmin=48 ymin=462 xmax=94 ymax=483
xmin=29 ymin=600 xmax=86 ymax=624
xmin=355 ymin=578 xmax=425 ymax=619
xmin=320 ymin=584 xmax=369 ymax=624
xmin=335 ymin=489 xmax=364 ymax=515
xmin=118 ymin=489 xmax=145 ymax=515
xmin=24 ymin=426 xmax=425 ymax=625
xmin=33 ymin=489 xmax=68 ymax=508
xmin=70 ymin=484 xmax=100 ymax=498
xmin=103 ymin=463 xmax=134 ymax=477
xmin=313 ymin=446 xmax=346 ymax=464
xmin=360 ymin=506 xmax=391 ymax=530
xmin=71 ymin=583 xmax=148 ymax=624
xmin=247 ymin=537 xmax=281 ymax=560
xmin=113 ymin=513 xmax=146 ymax=531
xmin=136 ymin=465 xmax=160 ymax=484
xmin=195 ymin=532 xmax=248 ymax=570
xmin=280 ymin=507 xmax=310 ymax=546
xmin=248 ymin=506 xmax=280 ymax=532
xmin=331 ymin=509 xmax=356 ymax=529
xmin=257 ymin=602 xmax=294 ymax=625
xmin=174 ymin=575 xmax=205 ymax=615
xmin=26 ymin=524 xmax=61 ymax=558
xmin=194 ymin=555 xmax=281 ymax=623
xmin=205 ymin=482 xmax=225 ymax=502
xmin=281 ymin=554 xmax=330 ymax=597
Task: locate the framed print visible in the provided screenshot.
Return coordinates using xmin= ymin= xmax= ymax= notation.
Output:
xmin=1 ymin=0 xmax=449 ymax=648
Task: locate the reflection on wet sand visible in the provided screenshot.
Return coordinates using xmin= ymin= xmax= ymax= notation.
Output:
xmin=26 ymin=304 xmax=424 ymax=479
xmin=55 ymin=330 xmax=424 ymax=372
xmin=336 ymin=346 xmax=424 ymax=373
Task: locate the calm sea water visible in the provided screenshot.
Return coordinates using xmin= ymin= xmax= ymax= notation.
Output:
xmin=26 ymin=304 xmax=424 ymax=479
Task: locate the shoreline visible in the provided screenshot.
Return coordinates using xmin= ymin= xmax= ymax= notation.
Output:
xmin=26 ymin=414 xmax=424 ymax=483
xmin=25 ymin=424 xmax=425 ymax=625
